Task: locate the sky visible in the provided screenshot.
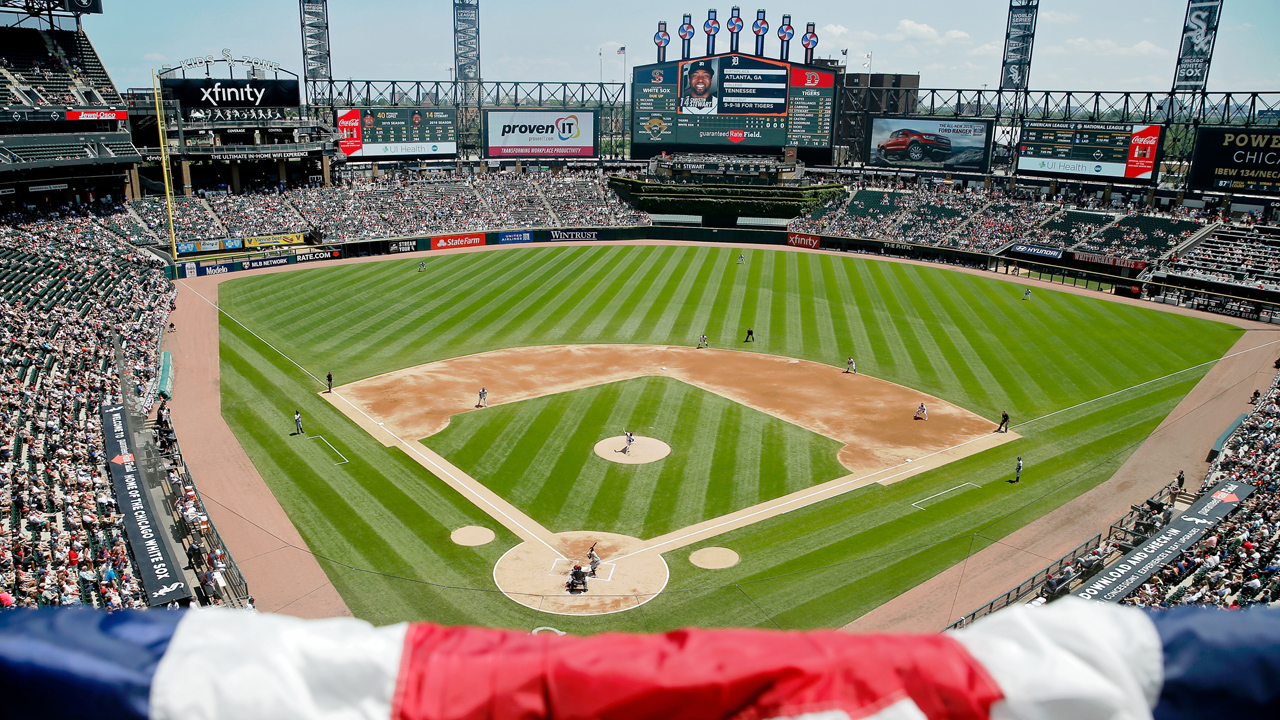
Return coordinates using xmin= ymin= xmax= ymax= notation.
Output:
xmin=85 ymin=0 xmax=1280 ymax=93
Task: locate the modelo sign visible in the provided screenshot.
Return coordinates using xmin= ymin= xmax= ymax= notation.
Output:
xmin=430 ymin=233 xmax=485 ymax=251
xmin=484 ymin=110 xmax=597 ymax=158
xmin=160 ymin=78 xmax=301 ymax=108
xmin=787 ymin=232 xmax=820 ymax=250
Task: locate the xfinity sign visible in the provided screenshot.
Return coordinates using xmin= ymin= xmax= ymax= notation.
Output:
xmin=161 ymin=78 xmax=301 ymax=109
xmin=485 ymin=110 xmax=597 ymax=159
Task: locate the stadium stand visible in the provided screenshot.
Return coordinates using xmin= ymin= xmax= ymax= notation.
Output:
xmin=132 ymin=197 xmax=227 ymax=242
xmin=0 ymin=27 xmax=121 ymax=107
xmin=1074 ymin=213 xmax=1202 ymax=260
xmin=1165 ymin=225 xmax=1280 ymax=291
xmin=206 ymin=191 xmax=307 ymax=238
xmin=0 ymin=205 xmax=173 ymax=609
xmin=1120 ymin=372 xmax=1280 ymax=609
xmin=1031 ymin=210 xmax=1113 ymax=249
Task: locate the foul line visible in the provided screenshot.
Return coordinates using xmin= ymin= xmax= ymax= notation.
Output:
xmin=179 ymin=281 xmax=567 ymax=560
xmin=912 ymin=483 xmax=980 ymax=510
xmin=308 ymin=435 xmax=349 ymax=465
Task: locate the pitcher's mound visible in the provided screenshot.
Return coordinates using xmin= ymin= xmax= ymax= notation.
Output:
xmin=451 ymin=526 xmax=495 ymax=546
xmin=593 ymin=436 xmax=671 ymax=464
xmin=690 ymin=547 xmax=740 ymax=569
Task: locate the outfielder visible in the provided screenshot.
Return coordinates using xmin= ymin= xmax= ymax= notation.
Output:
xmin=1023 ymin=288 xmax=1031 ymax=301
xmin=737 ymin=253 xmax=745 ymax=265
xmin=293 ymin=410 xmax=304 ymax=435
xmin=1014 ymin=456 xmax=1023 ymax=483
xmin=914 ymin=403 xmax=928 ymax=421
xmin=418 ymin=261 xmax=426 ymax=273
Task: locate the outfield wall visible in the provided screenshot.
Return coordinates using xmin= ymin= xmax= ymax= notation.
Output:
xmin=167 ymin=225 xmax=996 ymax=279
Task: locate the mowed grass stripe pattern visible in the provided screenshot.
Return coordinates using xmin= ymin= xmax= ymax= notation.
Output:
xmin=216 ymin=244 xmax=1242 ymax=630
xmin=425 ymin=377 xmax=848 ymax=539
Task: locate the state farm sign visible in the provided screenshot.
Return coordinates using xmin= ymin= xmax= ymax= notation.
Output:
xmin=430 ymin=233 xmax=485 ymax=251
xmin=787 ymin=232 xmax=820 ymax=250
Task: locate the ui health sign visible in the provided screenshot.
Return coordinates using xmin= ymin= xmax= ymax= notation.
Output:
xmin=1076 ymin=478 xmax=1253 ymax=603
xmin=484 ymin=110 xmax=597 ymax=159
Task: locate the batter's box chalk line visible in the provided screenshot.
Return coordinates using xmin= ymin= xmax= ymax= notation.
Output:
xmin=911 ymin=482 xmax=980 ymax=510
xmin=308 ymin=435 xmax=349 ymax=465
xmin=549 ymin=557 xmax=616 ymax=581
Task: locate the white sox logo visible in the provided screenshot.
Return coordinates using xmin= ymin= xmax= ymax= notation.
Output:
xmin=151 ymin=582 xmax=185 ymax=599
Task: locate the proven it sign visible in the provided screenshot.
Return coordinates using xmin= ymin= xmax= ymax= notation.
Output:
xmin=484 ymin=110 xmax=596 ymax=158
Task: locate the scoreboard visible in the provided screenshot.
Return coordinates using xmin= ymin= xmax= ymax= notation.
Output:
xmin=1016 ymin=120 xmax=1163 ymax=184
xmin=337 ymin=107 xmax=457 ymax=159
xmin=631 ymin=53 xmax=834 ymax=154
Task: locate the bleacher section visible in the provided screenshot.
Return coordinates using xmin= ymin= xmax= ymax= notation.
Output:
xmin=131 ymin=198 xmax=226 ymax=242
xmin=1075 ymin=215 xmax=1202 ymax=260
xmin=0 ymin=27 xmax=121 ymax=107
xmin=1166 ymin=226 xmax=1280 ymax=291
xmin=1032 ymin=210 xmax=1112 ymax=249
xmin=472 ymin=175 xmax=553 ymax=228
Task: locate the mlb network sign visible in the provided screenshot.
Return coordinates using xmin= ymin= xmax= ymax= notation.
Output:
xmin=485 ymin=110 xmax=596 ymax=158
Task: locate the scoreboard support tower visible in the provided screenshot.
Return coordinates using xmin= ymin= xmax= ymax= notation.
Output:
xmin=454 ymin=0 xmax=482 ymax=156
xmin=298 ymin=0 xmax=332 ymax=101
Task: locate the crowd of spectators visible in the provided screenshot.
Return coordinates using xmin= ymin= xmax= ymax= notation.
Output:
xmin=0 ymin=203 xmax=174 ymax=609
xmin=206 ymin=190 xmax=307 ymax=238
xmin=1073 ymin=214 xmax=1203 ymax=260
xmin=132 ymin=197 xmax=227 ymax=242
xmin=1164 ymin=226 xmax=1280 ymax=291
xmin=1120 ymin=375 xmax=1280 ymax=610
xmin=540 ymin=172 xmax=648 ymax=227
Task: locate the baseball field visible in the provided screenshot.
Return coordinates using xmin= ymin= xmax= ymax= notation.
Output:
xmin=213 ymin=242 xmax=1241 ymax=632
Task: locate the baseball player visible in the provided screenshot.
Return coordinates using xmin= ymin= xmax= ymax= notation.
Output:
xmin=293 ymin=410 xmax=304 ymax=435
xmin=587 ymin=544 xmax=601 ymax=578
xmin=845 ymin=357 xmax=856 ymax=374
xmin=996 ymin=410 xmax=1009 ymax=433
xmin=326 ymin=371 xmax=333 ymax=394
xmin=1023 ymin=288 xmax=1031 ymax=301
xmin=744 ymin=328 xmax=755 ymax=342
xmin=624 ymin=429 xmax=634 ymax=455
xmin=737 ymin=253 xmax=745 ymax=265
xmin=1014 ymin=456 xmax=1023 ymax=483
xmin=697 ymin=333 xmax=708 ymax=349
xmin=914 ymin=403 xmax=928 ymax=421
xmin=418 ymin=261 xmax=426 ymax=273
xmin=478 ymin=387 xmax=488 ymax=408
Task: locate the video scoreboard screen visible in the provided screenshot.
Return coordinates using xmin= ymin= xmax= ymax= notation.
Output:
xmin=631 ymin=53 xmax=835 ymax=153
xmin=1016 ymin=120 xmax=1163 ymax=184
xmin=337 ymin=107 xmax=457 ymax=159
xmin=1188 ymin=127 xmax=1280 ymax=197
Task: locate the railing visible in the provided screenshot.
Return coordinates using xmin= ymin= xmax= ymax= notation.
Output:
xmin=946 ymin=534 xmax=1104 ymax=631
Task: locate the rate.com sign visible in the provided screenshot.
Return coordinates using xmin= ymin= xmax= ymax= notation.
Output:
xmin=484 ymin=110 xmax=597 ymax=158
xmin=430 ymin=233 xmax=485 ymax=251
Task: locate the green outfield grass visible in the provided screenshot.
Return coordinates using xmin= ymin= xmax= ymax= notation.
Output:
xmin=424 ymin=376 xmax=848 ymax=538
xmin=216 ymin=243 xmax=1242 ymax=631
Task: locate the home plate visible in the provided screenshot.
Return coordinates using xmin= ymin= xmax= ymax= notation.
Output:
xmin=550 ymin=557 xmax=615 ymax=581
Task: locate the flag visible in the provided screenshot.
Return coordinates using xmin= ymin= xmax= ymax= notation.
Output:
xmin=0 ymin=599 xmax=1279 ymax=719
xmin=617 ymin=47 xmax=626 ymax=54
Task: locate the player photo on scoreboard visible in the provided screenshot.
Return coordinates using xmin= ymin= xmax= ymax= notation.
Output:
xmin=679 ymin=58 xmax=720 ymax=115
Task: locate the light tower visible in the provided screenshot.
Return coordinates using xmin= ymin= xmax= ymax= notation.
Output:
xmin=298 ymin=0 xmax=332 ymax=102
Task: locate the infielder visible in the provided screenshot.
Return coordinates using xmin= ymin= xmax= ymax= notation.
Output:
xmin=914 ymin=403 xmax=928 ymax=421
xmin=587 ymin=544 xmax=601 ymax=578
xmin=478 ymin=387 xmax=488 ymax=408
xmin=845 ymin=357 xmax=856 ymax=374
xmin=293 ymin=410 xmax=304 ymax=435
xmin=697 ymin=333 xmax=708 ymax=349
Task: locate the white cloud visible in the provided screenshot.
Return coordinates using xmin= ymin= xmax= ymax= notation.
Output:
xmin=968 ymin=41 xmax=1001 ymax=57
xmin=882 ymin=19 xmax=970 ymax=45
xmin=143 ymin=53 xmax=169 ymax=63
xmin=1043 ymin=38 xmax=1170 ymax=58
xmin=1040 ymin=11 xmax=1081 ymax=24
xmin=823 ymin=24 xmax=849 ymax=38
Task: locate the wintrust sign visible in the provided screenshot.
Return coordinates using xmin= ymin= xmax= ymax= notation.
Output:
xmin=430 ymin=233 xmax=485 ymax=251
xmin=787 ymin=232 xmax=820 ymax=250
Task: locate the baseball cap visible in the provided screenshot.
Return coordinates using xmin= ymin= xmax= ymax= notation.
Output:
xmin=689 ymin=60 xmax=714 ymax=76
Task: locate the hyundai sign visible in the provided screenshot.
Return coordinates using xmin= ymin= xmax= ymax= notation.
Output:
xmin=483 ymin=110 xmax=597 ymax=159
